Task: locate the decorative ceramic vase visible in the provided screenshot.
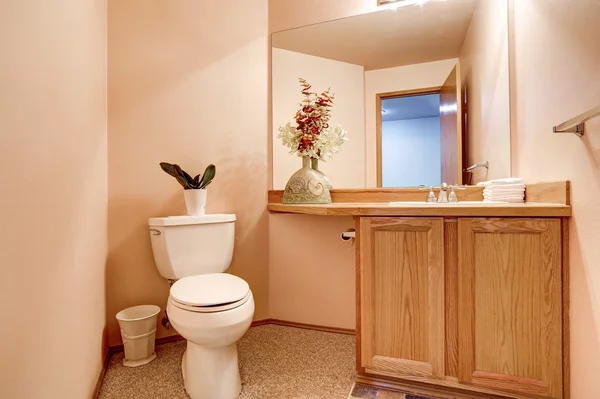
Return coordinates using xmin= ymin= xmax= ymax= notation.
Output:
xmin=183 ymin=189 xmax=207 ymax=215
xmin=310 ymin=158 xmax=332 ymax=189
xmin=283 ymin=156 xmax=332 ymax=204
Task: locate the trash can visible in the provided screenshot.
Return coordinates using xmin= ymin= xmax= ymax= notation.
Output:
xmin=116 ymin=305 xmax=161 ymax=367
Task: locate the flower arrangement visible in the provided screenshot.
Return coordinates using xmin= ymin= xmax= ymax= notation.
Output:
xmin=277 ymin=78 xmax=348 ymax=160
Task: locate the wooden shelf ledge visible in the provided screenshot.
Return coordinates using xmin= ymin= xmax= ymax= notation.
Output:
xmin=267 ymin=202 xmax=571 ymax=217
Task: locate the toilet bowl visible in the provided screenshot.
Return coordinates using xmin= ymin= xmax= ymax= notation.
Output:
xmin=148 ymin=214 xmax=254 ymax=399
xmin=167 ymin=274 xmax=254 ymax=399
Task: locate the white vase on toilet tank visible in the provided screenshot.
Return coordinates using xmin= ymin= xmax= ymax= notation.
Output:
xmin=148 ymin=214 xmax=254 ymax=399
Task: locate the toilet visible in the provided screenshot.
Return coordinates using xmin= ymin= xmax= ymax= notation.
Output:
xmin=148 ymin=214 xmax=254 ymax=399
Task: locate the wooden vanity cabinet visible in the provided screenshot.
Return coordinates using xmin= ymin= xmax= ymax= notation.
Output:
xmin=358 ymin=217 xmax=446 ymax=379
xmin=357 ymin=217 xmax=568 ymax=399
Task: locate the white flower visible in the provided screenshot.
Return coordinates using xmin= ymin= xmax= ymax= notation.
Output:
xmin=277 ymin=122 xmax=348 ymax=160
xmin=318 ymin=125 xmax=348 ymax=161
xmin=277 ymin=123 xmax=301 ymax=154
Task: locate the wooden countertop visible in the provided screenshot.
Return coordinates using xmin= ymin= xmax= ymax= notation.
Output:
xmin=267 ymin=202 xmax=571 ymax=217
xmin=268 ymin=181 xmax=572 ymax=217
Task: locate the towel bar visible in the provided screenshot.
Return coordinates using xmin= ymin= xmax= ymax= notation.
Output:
xmin=553 ymin=104 xmax=600 ymax=137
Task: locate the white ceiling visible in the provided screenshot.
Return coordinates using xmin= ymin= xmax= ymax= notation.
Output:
xmin=272 ymin=0 xmax=478 ymax=70
xmin=382 ymin=93 xmax=440 ymax=121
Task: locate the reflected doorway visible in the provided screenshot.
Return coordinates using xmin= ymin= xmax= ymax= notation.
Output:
xmin=376 ymin=64 xmax=464 ymax=188
xmin=378 ymin=90 xmax=441 ymax=188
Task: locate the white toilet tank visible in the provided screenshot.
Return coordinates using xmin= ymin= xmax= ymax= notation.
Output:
xmin=148 ymin=214 xmax=235 ymax=280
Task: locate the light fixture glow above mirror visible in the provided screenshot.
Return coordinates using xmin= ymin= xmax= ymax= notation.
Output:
xmin=378 ymin=0 xmax=431 ymax=11
xmin=439 ymin=104 xmax=458 ymax=114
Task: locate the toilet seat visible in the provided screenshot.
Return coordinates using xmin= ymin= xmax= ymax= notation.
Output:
xmin=170 ymin=291 xmax=252 ymax=313
xmin=169 ymin=273 xmax=251 ymax=313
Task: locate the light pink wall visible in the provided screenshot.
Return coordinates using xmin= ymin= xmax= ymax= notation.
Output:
xmin=107 ymin=0 xmax=269 ymax=345
xmin=460 ymin=0 xmax=511 ymax=182
xmin=269 ymin=215 xmax=356 ymax=328
xmin=272 ymin=48 xmax=366 ymax=189
xmin=0 ymin=0 xmax=107 ymax=397
xmin=510 ymin=0 xmax=600 ymax=397
xmin=365 ymin=59 xmax=458 ymax=186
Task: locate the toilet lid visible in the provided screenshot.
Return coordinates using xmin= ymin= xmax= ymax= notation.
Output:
xmin=170 ymin=273 xmax=250 ymax=307
xmin=169 ymin=291 xmax=252 ymax=313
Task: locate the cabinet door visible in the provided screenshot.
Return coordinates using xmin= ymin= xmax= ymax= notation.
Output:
xmin=359 ymin=217 xmax=445 ymax=379
xmin=458 ymin=218 xmax=563 ymax=398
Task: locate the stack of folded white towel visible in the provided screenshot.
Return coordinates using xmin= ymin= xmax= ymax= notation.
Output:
xmin=477 ymin=178 xmax=525 ymax=203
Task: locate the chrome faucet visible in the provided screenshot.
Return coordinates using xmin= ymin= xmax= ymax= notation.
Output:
xmin=421 ymin=183 xmax=463 ymax=203
xmin=437 ymin=183 xmax=449 ymax=203
xmin=464 ymin=161 xmax=489 ymax=173
xmin=464 ymin=161 xmax=489 ymax=185
xmin=436 ymin=183 xmax=464 ymax=203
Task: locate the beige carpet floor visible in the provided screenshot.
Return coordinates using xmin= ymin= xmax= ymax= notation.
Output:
xmin=99 ymin=324 xmax=357 ymax=399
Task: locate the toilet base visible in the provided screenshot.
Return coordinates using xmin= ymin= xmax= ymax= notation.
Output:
xmin=181 ymin=341 xmax=242 ymax=399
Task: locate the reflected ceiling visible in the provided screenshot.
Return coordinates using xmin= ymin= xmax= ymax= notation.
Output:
xmin=382 ymin=94 xmax=440 ymax=122
xmin=272 ymin=0 xmax=478 ymax=70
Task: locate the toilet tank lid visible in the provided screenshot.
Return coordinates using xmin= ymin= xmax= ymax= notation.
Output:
xmin=148 ymin=214 xmax=236 ymax=227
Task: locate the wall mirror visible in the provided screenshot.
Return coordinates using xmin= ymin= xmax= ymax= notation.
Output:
xmin=271 ymin=0 xmax=511 ymax=189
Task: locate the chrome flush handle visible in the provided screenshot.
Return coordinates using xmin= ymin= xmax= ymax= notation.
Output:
xmin=149 ymin=229 xmax=161 ymax=236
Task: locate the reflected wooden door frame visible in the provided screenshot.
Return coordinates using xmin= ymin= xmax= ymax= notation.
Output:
xmin=376 ymin=87 xmax=442 ymax=188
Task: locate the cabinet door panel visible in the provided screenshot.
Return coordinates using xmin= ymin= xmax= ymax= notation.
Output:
xmin=360 ymin=217 xmax=445 ymax=379
xmin=458 ymin=218 xmax=562 ymax=398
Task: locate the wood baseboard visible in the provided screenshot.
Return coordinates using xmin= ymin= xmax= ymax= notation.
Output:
xmin=92 ymin=347 xmax=111 ymax=399
xmin=108 ymin=333 xmax=184 ymax=354
xmin=250 ymin=318 xmax=272 ymax=327
xmin=262 ymin=318 xmax=356 ymax=335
